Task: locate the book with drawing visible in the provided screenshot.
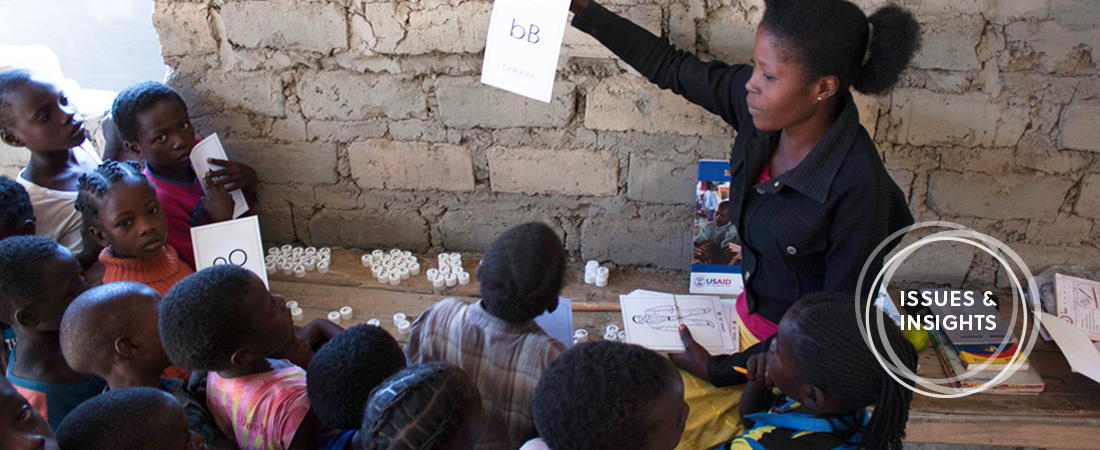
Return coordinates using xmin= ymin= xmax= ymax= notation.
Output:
xmin=1054 ymin=273 xmax=1100 ymax=341
xmin=620 ymin=290 xmax=738 ymax=354
xmin=929 ymin=329 xmax=1044 ymax=394
xmin=690 ymin=160 xmax=743 ymax=296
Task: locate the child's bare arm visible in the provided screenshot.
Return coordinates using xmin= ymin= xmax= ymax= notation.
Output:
xmin=287 ymin=409 xmax=324 ymax=450
xmin=738 ymin=353 xmax=774 ymax=427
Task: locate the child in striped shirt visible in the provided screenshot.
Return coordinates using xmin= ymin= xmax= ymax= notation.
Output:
xmin=159 ymin=265 xmax=327 ymax=450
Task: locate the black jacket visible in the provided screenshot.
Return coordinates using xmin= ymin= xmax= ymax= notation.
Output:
xmin=574 ymin=1 xmax=914 ymax=386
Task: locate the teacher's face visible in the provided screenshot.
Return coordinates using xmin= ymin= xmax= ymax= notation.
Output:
xmin=744 ymin=28 xmax=820 ymax=132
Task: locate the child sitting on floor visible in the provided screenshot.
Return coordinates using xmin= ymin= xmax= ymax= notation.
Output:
xmin=74 ymin=160 xmax=192 ymax=295
xmin=58 ymin=281 xmax=231 ymax=449
xmin=729 ymin=293 xmax=917 ymax=450
xmin=306 ymin=324 xmax=407 ymax=449
xmin=111 ymin=81 xmax=258 ymax=269
xmin=0 ymin=236 xmax=103 ymax=429
xmin=527 ymin=340 xmax=688 ymax=450
xmin=360 ymin=363 xmax=485 ymax=450
xmin=0 ymin=375 xmax=58 ymax=450
xmin=0 ymin=175 xmax=36 ymax=372
xmin=55 ymin=386 xmax=204 ymax=450
xmin=159 ymin=265 xmax=325 ymax=450
xmin=0 ymin=69 xmax=102 ymax=273
xmin=405 ymin=222 xmax=568 ymax=450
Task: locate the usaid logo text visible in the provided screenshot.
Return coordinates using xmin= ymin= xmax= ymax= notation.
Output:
xmin=694 ymin=276 xmax=734 ymax=287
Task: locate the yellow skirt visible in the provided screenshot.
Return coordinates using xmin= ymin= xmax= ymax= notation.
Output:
xmin=674 ymin=323 xmax=762 ymax=450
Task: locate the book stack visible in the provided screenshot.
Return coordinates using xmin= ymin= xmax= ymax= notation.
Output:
xmin=925 ymin=289 xmax=1045 ymax=394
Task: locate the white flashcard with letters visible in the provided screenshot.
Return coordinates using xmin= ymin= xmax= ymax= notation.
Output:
xmin=481 ymin=0 xmax=571 ymax=102
xmin=191 ymin=216 xmax=269 ymax=288
xmin=190 ymin=133 xmax=249 ymax=219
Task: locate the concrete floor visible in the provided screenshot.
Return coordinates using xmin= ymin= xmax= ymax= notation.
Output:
xmin=0 ymin=0 xmax=167 ymax=92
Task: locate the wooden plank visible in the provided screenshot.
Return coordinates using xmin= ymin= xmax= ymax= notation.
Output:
xmin=906 ymin=413 xmax=1100 ymax=449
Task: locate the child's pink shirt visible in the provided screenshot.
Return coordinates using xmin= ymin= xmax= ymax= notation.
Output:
xmin=143 ymin=163 xmax=207 ymax=270
xmin=207 ymin=363 xmax=311 ymax=450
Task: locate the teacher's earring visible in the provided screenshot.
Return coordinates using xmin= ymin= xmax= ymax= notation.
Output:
xmin=817 ymin=96 xmax=822 ymax=101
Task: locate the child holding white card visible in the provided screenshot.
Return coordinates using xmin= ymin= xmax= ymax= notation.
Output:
xmin=111 ymin=81 xmax=258 ymax=269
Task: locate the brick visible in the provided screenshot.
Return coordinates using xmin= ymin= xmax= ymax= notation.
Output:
xmin=225 ymin=140 xmax=338 ymax=185
xmin=627 ymin=155 xmax=696 ymax=204
xmin=894 ymin=0 xmax=985 ymax=17
xmin=927 ymin=171 xmax=1073 ymax=221
xmin=395 ymin=3 xmax=492 ymax=55
xmin=701 ymin=7 xmax=758 ymax=64
xmin=197 ymin=72 xmax=286 ymax=117
xmin=911 ymin=16 xmax=982 ymax=71
xmin=852 ymin=92 xmax=884 ymax=138
xmin=347 ymin=139 xmax=475 ymax=191
xmin=1026 ymin=214 xmax=1095 ymax=245
xmin=221 ymin=0 xmax=347 ymax=53
xmin=669 ymin=3 xmax=697 ymax=50
xmin=297 ymin=72 xmax=426 ymax=121
xmin=886 ymin=168 xmax=914 ymax=200
xmin=585 ymin=76 xmax=733 ymax=136
xmin=1060 ymin=103 xmax=1100 ymax=152
xmin=563 ymin=6 xmax=662 ymax=58
xmin=308 ymin=207 xmax=429 ymax=251
xmin=891 ymin=238 xmax=977 ymax=288
xmin=256 ymin=207 xmax=297 ymax=245
xmin=488 ymin=147 xmax=618 ymax=196
xmin=1076 ymin=174 xmax=1100 ymax=219
xmin=351 ymin=3 xmax=410 ymax=54
xmin=987 ymin=0 xmax=1050 ymax=24
xmin=581 ymin=204 xmax=692 ymax=270
xmin=436 ymin=201 xmax=565 ymax=252
xmin=435 ymin=77 xmax=575 ymax=129
xmin=1005 ymin=243 xmax=1100 ymax=275
xmin=305 ymin=120 xmax=388 ymax=143
xmin=153 ymin=2 xmax=217 ymax=56
xmin=1004 ymin=20 xmax=1100 ymax=75
xmin=891 ymin=90 xmax=1028 ymax=148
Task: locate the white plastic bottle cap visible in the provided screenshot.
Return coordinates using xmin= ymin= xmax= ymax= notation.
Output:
xmin=377 ymin=273 xmax=388 ymax=284
xmin=584 ymin=271 xmax=597 ymax=284
xmin=397 ymin=319 xmax=411 ymax=335
xmin=340 ymin=306 xmax=353 ymax=320
xmin=409 ymin=263 xmax=421 ymax=275
xmin=595 ymin=278 xmax=608 ymax=287
xmin=393 ymin=312 xmax=407 ymax=326
xmin=327 ymin=311 xmax=342 ymax=324
xmin=427 ymin=268 xmax=439 ymax=279
xmin=404 ymin=255 xmax=417 ymax=265
xmin=574 ymin=329 xmax=589 ymax=343
xmin=293 ymin=266 xmax=306 ymax=278
xmin=317 ymin=261 xmax=330 ymax=274
xmin=291 ymin=307 xmax=304 ymax=322
xmin=445 ymin=273 xmax=458 ymax=287
xmin=285 ymin=301 xmax=299 ymax=310
xmin=604 ymin=331 xmax=617 ymax=341
xmin=586 ymin=260 xmax=599 ymax=270
xmin=280 ymin=263 xmax=293 ymax=276
xmin=306 ymin=246 xmax=317 ymax=254
xmin=617 ymin=330 xmax=627 ymax=341
xmin=268 ymin=247 xmax=280 ymax=255
xmin=401 ymin=250 xmax=412 ymax=258
xmin=380 ymin=253 xmax=392 ymax=263
xmin=388 ymin=272 xmax=401 ymax=285
xmin=395 ymin=260 xmax=408 ymax=270
xmin=265 ymin=254 xmax=277 ymax=263
xmin=266 ymin=262 xmax=276 ymax=274
xmin=398 ymin=267 xmax=410 ymax=280
xmin=458 ymin=272 xmax=470 ymax=285
xmin=371 ymin=249 xmax=384 ymax=258
xmin=361 ymin=254 xmax=373 ymax=267
xmin=449 ymin=252 xmax=462 ymax=262
xmin=281 ymin=244 xmax=293 ymax=253
xmin=606 ymin=324 xmax=619 ymax=334
xmin=389 ymin=248 xmax=401 ymax=256
xmin=366 ymin=318 xmax=381 ymax=327
xmin=320 ymin=247 xmax=331 ymax=255
xmin=319 ymin=253 xmax=331 ymax=263
xmin=439 ymin=266 xmax=452 ymax=276
xmin=304 ymin=259 xmax=317 ymax=271
xmin=432 ymin=276 xmax=445 ymax=288
xmin=371 ymin=265 xmax=383 ymax=276
xmin=292 ymin=247 xmax=304 ymax=255
xmin=596 ymin=267 xmax=610 ymax=280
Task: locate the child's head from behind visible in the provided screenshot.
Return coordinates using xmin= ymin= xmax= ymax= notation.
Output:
xmin=769 ymin=293 xmax=917 ymax=450
xmin=0 ymin=236 xmax=87 ymax=332
xmin=477 ymin=222 xmax=566 ymax=323
xmin=307 ymin=324 xmax=407 ymax=430
xmin=0 ymin=69 xmax=86 ymax=152
xmin=111 ymin=81 xmax=193 ymax=172
xmin=0 ymin=176 xmax=35 ymax=239
xmin=75 ymin=160 xmax=166 ymax=259
xmin=160 ymin=265 xmax=292 ymax=372
xmin=55 ymin=386 xmax=203 ymax=450
xmin=532 ymin=341 xmax=687 ymax=450
xmin=60 ymin=282 xmax=170 ymax=383
xmin=0 ymin=376 xmax=57 ymax=450
xmin=359 ymin=363 xmax=485 ymax=450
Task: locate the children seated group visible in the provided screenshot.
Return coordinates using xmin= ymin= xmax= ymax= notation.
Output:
xmin=0 ymin=65 xmax=919 ymax=450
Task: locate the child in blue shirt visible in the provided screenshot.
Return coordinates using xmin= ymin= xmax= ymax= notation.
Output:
xmin=726 ymin=293 xmax=917 ymax=450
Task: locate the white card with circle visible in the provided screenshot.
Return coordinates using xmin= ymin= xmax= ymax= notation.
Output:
xmin=190 ymin=216 xmax=269 ymax=288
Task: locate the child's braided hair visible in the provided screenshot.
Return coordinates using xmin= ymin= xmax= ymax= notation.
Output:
xmin=787 ymin=293 xmax=917 ymax=450
xmin=359 ymin=363 xmax=482 ymax=450
xmin=74 ymin=160 xmax=151 ymax=226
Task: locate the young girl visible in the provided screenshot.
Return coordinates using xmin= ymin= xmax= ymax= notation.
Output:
xmin=74 ymin=160 xmax=193 ymax=296
xmin=360 ymin=363 xmax=486 ymax=450
xmin=111 ymin=81 xmax=258 ymax=269
xmin=728 ymin=293 xmax=917 ymax=450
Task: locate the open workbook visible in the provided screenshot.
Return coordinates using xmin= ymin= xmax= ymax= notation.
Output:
xmin=619 ymin=290 xmax=739 ymax=354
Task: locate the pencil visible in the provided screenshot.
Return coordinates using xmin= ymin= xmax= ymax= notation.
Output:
xmin=733 ymin=366 xmax=748 ymax=375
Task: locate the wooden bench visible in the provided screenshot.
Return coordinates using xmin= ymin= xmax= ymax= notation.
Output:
xmin=272 ymin=249 xmax=1100 ymax=449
